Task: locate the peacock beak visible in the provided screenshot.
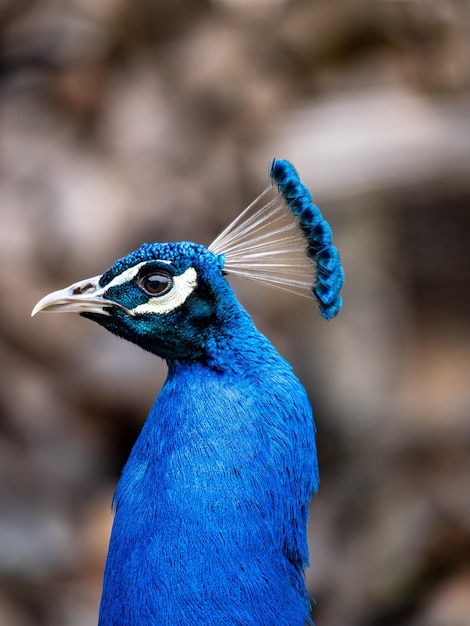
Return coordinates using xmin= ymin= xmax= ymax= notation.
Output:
xmin=31 ymin=275 xmax=130 ymax=317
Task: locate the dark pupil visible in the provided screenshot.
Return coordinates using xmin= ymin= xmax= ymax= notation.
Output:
xmin=142 ymin=273 xmax=171 ymax=295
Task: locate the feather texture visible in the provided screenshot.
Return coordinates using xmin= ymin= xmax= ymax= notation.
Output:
xmin=209 ymin=159 xmax=344 ymax=319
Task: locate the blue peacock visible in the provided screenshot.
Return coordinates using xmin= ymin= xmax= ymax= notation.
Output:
xmin=32 ymin=159 xmax=343 ymax=625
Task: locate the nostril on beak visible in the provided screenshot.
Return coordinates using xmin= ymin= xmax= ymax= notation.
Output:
xmin=73 ymin=281 xmax=97 ymax=295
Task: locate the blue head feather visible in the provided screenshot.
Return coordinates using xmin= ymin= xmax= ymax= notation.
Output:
xmin=86 ymin=242 xmax=231 ymax=365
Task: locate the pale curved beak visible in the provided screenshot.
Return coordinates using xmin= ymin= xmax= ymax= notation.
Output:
xmin=31 ymin=275 xmax=131 ymax=317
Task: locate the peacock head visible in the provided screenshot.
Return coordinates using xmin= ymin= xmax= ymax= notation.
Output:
xmin=32 ymin=241 xmax=235 ymax=362
xmin=32 ymin=160 xmax=344 ymax=362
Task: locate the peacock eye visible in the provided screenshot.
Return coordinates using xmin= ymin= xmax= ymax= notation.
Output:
xmin=138 ymin=272 xmax=173 ymax=296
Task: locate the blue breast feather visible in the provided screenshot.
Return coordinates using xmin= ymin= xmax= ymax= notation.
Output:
xmin=98 ymin=273 xmax=318 ymax=625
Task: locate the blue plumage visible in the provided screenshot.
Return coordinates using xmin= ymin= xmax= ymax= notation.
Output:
xmin=32 ymin=159 xmax=343 ymax=625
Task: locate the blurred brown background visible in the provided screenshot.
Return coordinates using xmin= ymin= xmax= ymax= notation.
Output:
xmin=1 ymin=1 xmax=469 ymax=625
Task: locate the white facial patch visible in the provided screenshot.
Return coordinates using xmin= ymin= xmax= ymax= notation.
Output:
xmin=95 ymin=260 xmax=171 ymax=296
xmin=130 ymin=266 xmax=198 ymax=315
xmin=96 ymin=260 xmax=197 ymax=316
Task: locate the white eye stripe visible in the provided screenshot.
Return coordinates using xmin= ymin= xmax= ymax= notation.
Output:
xmin=96 ymin=260 xmax=172 ymax=296
xmin=130 ymin=267 xmax=198 ymax=315
xmin=96 ymin=260 xmax=197 ymax=315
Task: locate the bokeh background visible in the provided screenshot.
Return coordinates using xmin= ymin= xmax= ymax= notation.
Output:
xmin=1 ymin=1 xmax=469 ymax=625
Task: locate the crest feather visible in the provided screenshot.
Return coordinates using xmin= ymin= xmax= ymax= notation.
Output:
xmin=209 ymin=159 xmax=344 ymax=319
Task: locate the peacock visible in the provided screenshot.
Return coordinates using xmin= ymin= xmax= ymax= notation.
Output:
xmin=32 ymin=159 xmax=343 ymax=625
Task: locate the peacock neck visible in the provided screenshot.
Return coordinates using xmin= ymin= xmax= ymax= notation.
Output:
xmin=166 ymin=298 xmax=281 ymax=376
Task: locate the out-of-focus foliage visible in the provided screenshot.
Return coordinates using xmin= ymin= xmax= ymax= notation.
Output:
xmin=1 ymin=1 xmax=469 ymax=625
